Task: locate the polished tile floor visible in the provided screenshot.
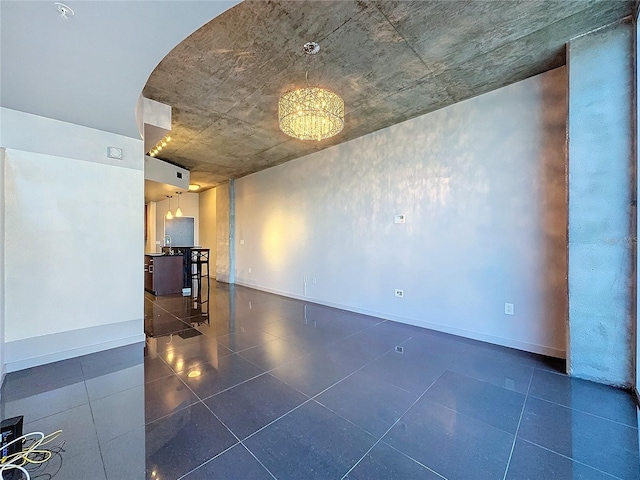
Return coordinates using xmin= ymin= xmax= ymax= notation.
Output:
xmin=2 ymin=278 xmax=639 ymax=479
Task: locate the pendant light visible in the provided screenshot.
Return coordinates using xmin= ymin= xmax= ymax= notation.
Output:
xmin=175 ymin=192 xmax=183 ymax=217
xmin=165 ymin=195 xmax=173 ymax=220
xmin=278 ymin=42 xmax=344 ymax=141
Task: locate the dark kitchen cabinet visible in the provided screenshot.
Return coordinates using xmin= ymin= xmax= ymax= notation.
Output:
xmin=144 ymin=255 xmax=183 ymax=295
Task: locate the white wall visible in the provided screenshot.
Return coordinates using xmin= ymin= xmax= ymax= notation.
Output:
xmin=199 ymin=187 xmax=217 ymax=276
xmin=1 ymin=108 xmax=144 ymax=372
xmin=155 ymin=192 xmax=200 ymax=246
xmin=235 ymin=68 xmax=568 ymax=357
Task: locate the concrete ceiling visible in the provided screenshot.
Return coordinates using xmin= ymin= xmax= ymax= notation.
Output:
xmin=143 ymin=0 xmax=633 ymax=191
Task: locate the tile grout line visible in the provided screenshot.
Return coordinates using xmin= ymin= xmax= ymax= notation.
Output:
xmin=81 ymin=378 xmax=109 ymax=480
xmin=196 ymin=370 xmax=272 ymax=403
xmin=526 ymin=393 xmax=639 ymax=429
xmin=175 ymin=441 xmax=238 ymax=480
xmin=239 ymin=441 xmax=278 ymax=480
xmin=237 ymin=331 xmax=421 ymax=402
xmin=146 ymin=367 xmax=272 ymax=426
xmin=340 ymin=370 xmax=449 ymax=480
xmin=515 ymin=438 xmax=623 ymax=480
xmin=502 ymin=367 xmax=534 ymax=480
xmin=381 ymin=442 xmax=449 ymax=480
xmin=148 ymin=288 xmax=625 ymax=480
xmin=232 ymin=396 xmax=317 ymax=444
xmin=199 ymin=340 xmax=426 ymax=453
xmin=144 ymin=339 xmax=209 ymax=425
xmin=306 ymin=335 xmax=420 ymax=401
xmin=174 ymin=398 xmax=251 ymax=480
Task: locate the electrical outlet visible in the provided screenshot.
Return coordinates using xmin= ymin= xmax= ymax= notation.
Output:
xmin=240 ymin=239 xmax=245 ymax=245
xmin=504 ymin=303 xmax=514 ymax=315
xmin=395 ymin=289 xmax=404 ymax=298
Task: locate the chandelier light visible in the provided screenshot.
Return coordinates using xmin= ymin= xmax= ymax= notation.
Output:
xmin=278 ymin=42 xmax=344 ymax=141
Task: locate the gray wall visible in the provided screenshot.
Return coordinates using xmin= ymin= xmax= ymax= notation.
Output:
xmin=567 ymin=20 xmax=635 ymax=387
xmin=235 ymin=68 xmax=568 ymax=357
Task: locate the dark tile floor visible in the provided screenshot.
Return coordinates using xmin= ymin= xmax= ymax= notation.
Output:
xmin=2 ymin=278 xmax=639 ymax=479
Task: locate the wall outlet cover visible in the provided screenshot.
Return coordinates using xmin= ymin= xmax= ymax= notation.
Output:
xmin=504 ymin=303 xmax=514 ymax=315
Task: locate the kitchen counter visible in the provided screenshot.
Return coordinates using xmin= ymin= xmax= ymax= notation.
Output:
xmin=161 ymin=246 xmax=201 ymax=288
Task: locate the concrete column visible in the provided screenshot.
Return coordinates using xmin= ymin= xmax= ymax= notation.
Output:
xmin=636 ymin=10 xmax=640 ymax=399
xmin=567 ymin=19 xmax=635 ymax=387
xmin=215 ymin=180 xmax=235 ymax=283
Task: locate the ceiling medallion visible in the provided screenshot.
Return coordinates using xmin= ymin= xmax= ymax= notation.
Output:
xmin=278 ymin=42 xmax=344 ymax=141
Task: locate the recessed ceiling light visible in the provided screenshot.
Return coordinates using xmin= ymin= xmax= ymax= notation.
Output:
xmin=54 ymin=2 xmax=74 ymax=19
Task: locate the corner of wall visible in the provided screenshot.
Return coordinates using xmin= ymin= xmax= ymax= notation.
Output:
xmin=0 ymin=147 xmax=6 ymax=387
xmin=215 ymin=181 xmax=234 ymax=283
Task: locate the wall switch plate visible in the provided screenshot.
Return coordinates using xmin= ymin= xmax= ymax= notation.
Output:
xmin=240 ymin=239 xmax=245 ymax=245
xmin=504 ymin=303 xmax=514 ymax=315
xmin=312 ymin=276 xmax=317 ymax=285
xmin=395 ymin=289 xmax=404 ymax=298
xmin=248 ymin=267 xmax=251 ymax=274
xmin=394 ymin=214 xmax=406 ymax=224
xmin=107 ymin=146 xmax=123 ymax=159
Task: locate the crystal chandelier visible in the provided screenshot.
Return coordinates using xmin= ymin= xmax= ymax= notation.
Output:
xmin=278 ymin=42 xmax=344 ymax=141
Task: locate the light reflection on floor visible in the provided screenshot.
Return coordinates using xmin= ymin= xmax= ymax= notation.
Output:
xmin=2 ymin=278 xmax=638 ymax=479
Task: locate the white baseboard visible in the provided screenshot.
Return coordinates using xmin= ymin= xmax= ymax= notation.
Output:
xmin=234 ymin=281 xmax=566 ymax=359
xmin=5 ymin=319 xmax=144 ymax=373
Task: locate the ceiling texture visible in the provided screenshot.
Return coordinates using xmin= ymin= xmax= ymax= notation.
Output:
xmin=143 ymin=0 xmax=634 ymax=191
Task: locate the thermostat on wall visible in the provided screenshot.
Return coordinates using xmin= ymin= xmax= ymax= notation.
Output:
xmin=107 ymin=147 xmax=123 ymax=159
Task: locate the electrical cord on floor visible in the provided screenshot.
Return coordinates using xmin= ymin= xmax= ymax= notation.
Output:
xmin=0 ymin=429 xmax=63 ymax=480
